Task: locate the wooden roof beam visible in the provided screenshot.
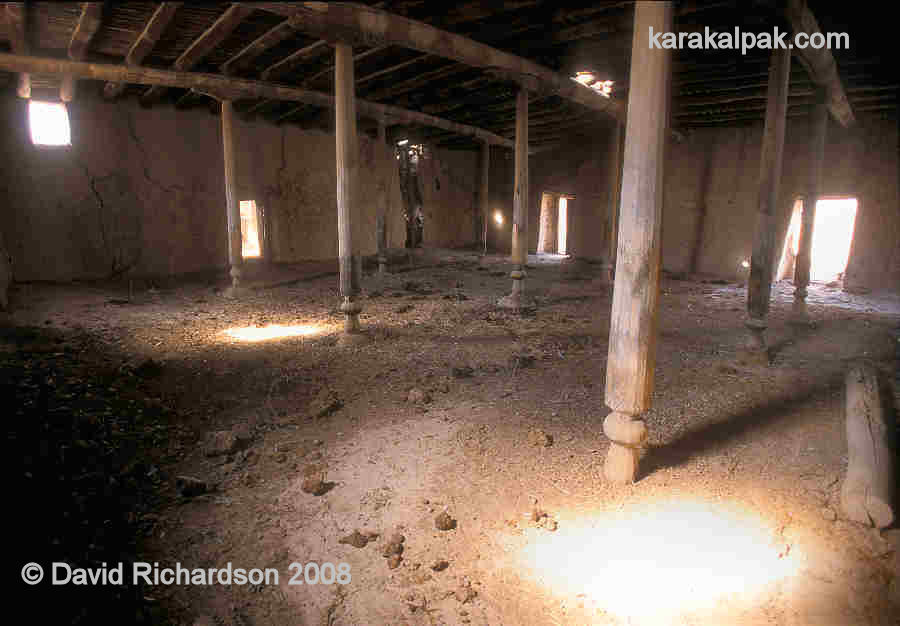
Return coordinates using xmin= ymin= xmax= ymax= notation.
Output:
xmin=141 ymin=3 xmax=254 ymax=104
xmin=259 ymin=39 xmax=328 ymax=81
xmin=784 ymin=0 xmax=854 ymax=126
xmin=0 ymin=53 xmax=516 ymax=149
xmin=61 ymin=2 xmax=103 ymax=102
xmin=104 ymin=2 xmax=182 ymax=99
xmin=250 ymin=44 xmax=389 ymax=126
xmin=255 ymin=2 xmax=623 ymax=121
xmin=2 ymin=3 xmax=30 ymax=98
xmin=221 ymin=10 xmax=307 ymax=76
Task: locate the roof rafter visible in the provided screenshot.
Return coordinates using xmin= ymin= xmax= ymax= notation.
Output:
xmin=0 ymin=52 xmax=517 ymax=149
xmin=255 ymin=2 xmax=624 ymax=121
xmin=61 ymin=2 xmax=103 ymax=102
xmin=104 ymin=2 xmax=182 ymax=99
xmin=141 ymin=3 xmax=254 ymax=104
xmin=2 ymin=3 xmax=30 ymax=98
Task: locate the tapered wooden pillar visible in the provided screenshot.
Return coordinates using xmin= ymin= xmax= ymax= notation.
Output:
xmin=335 ymin=42 xmax=363 ymax=336
xmin=608 ymin=120 xmax=624 ymax=281
xmin=793 ymin=87 xmax=828 ymax=321
xmin=221 ymin=100 xmax=243 ymax=296
xmin=376 ymin=120 xmax=389 ymax=275
xmin=498 ymin=88 xmax=534 ymax=310
xmin=603 ymin=1 xmax=672 ymax=484
xmin=745 ymin=46 xmax=791 ymax=359
xmin=480 ymin=139 xmax=490 ymax=254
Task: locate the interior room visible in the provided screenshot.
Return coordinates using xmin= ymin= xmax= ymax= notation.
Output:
xmin=2 ymin=2 xmax=898 ymax=624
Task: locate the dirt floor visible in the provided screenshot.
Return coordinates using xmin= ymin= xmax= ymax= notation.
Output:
xmin=6 ymin=250 xmax=900 ymax=626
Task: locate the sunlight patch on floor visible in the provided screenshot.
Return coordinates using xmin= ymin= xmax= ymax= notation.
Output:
xmin=222 ymin=324 xmax=324 ymax=342
xmin=516 ymin=497 xmax=800 ymax=622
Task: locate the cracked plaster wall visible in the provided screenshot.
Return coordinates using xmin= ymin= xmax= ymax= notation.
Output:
xmin=0 ymin=95 xmax=424 ymax=281
xmin=0 ymin=95 xmax=226 ymax=281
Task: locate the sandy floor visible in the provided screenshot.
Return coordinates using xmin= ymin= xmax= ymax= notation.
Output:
xmin=5 ymin=251 xmax=899 ymax=625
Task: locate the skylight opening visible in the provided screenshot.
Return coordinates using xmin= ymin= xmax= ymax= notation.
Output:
xmin=571 ymin=71 xmax=614 ymax=98
xmin=29 ymin=101 xmax=71 ymax=146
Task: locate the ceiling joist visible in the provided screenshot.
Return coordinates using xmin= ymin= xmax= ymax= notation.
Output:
xmin=141 ymin=3 xmax=254 ymax=104
xmin=255 ymin=2 xmax=624 ymax=121
xmin=104 ymin=2 xmax=182 ymax=99
xmin=0 ymin=53 xmax=516 ymax=149
xmin=61 ymin=2 xmax=103 ymax=102
xmin=2 ymin=3 xmax=30 ymax=98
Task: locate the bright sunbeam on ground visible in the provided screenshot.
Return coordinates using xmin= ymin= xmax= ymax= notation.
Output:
xmin=517 ymin=497 xmax=800 ymax=622
xmin=223 ymin=324 xmax=323 ymax=342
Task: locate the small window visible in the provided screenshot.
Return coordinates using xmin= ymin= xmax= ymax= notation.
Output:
xmin=239 ymin=200 xmax=262 ymax=259
xmin=29 ymin=101 xmax=71 ymax=146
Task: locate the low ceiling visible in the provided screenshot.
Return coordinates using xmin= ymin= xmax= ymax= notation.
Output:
xmin=0 ymin=1 xmax=896 ymax=150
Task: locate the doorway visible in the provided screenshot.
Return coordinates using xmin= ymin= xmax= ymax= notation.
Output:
xmin=239 ymin=200 xmax=262 ymax=259
xmin=537 ymin=192 xmax=572 ymax=255
xmin=558 ymin=197 xmax=568 ymax=255
xmin=777 ymin=196 xmax=858 ymax=284
xmin=809 ymin=197 xmax=857 ymax=282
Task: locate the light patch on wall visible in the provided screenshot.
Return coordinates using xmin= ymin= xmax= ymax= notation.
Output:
xmin=29 ymin=101 xmax=71 ymax=146
xmin=494 ymin=211 xmax=504 ymax=225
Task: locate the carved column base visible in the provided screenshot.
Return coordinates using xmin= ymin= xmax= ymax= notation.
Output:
xmin=739 ymin=316 xmax=769 ymax=366
xmin=605 ymin=443 xmax=641 ymax=484
xmin=497 ymin=268 xmax=535 ymax=310
xmin=790 ymin=287 xmax=810 ymax=325
xmin=222 ymin=286 xmax=249 ymax=299
xmin=223 ymin=265 xmax=246 ymax=299
xmin=338 ymin=296 xmax=367 ymax=346
xmin=340 ymin=296 xmax=363 ymax=335
xmin=603 ymin=411 xmax=648 ymax=484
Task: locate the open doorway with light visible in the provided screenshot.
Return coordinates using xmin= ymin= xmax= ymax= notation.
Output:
xmin=239 ymin=200 xmax=262 ymax=259
xmin=778 ymin=196 xmax=858 ymax=284
xmin=558 ymin=197 xmax=569 ymax=255
xmin=537 ymin=192 xmax=573 ymax=256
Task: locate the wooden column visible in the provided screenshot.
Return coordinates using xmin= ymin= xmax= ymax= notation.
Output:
xmin=376 ymin=120 xmax=388 ymax=275
xmin=608 ymin=120 xmax=624 ymax=281
xmin=745 ymin=46 xmax=791 ymax=360
xmin=603 ymin=1 xmax=673 ymax=484
xmin=498 ymin=88 xmax=533 ymax=310
xmin=688 ymin=134 xmax=715 ymax=275
xmin=480 ymin=139 xmax=490 ymax=254
xmin=840 ymin=363 xmax=895 ymax=528
xmin=335 ymin=42 xmax=363 ymax=336
xmin=793 ymin=87 xmax=828 ymax=320
xmin=221 ymin=100 xmax=243 ymax=295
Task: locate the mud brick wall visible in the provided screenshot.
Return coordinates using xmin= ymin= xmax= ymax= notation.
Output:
xmin=487 ymin=113 xmax=898 ymax=292
xmin=0 ymin=95 xmax=483 ymax=281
